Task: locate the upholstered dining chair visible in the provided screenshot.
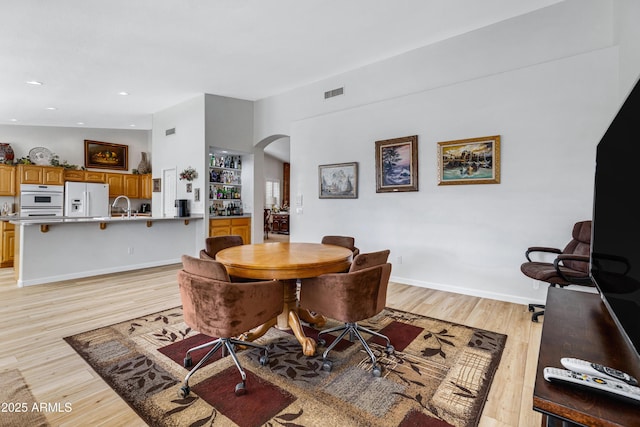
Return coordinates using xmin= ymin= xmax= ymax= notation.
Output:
xmin=299 ymin=261 xmax=394 ymax=377
xmin=520 ymin=220 xmax=594 ymax=322
xmin=199 ymin=235 xmax=244 ymax=261
xmin=321 ymin=235 xmax=361 ymax=257
xmin=264 ymin=209 xmax=271 ymax=240
xmin=349 ymin=249 xmax=390 ymax=272
xmin=177 ymin=255 xmax=283 ymax=397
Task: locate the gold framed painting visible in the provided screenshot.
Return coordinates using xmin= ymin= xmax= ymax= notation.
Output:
xmin=437 ymin=135 xmax=500 ymax=185
xmin=84 ymin=140 xmax=128 ymax=170
xmin=375 ymin=135 xmax=419 ymax=193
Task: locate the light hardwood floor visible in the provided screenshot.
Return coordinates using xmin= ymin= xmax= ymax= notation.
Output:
xmin=0 ymin=265 xmax=543 ymax=426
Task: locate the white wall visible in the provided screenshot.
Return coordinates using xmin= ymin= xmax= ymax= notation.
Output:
xmin=152 ymin=95 xmax=206 ymax=217
xmin=615 ymin=0 xmax=640 ymax=94
xmin=291 ymin=49 xmax=617 ymax=305
xmin=252 ymin=0 xmax=640 ymax=305
xmin=0 ymin=124 xmax=150 ymax=172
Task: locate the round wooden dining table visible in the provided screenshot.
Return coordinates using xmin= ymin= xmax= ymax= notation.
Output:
xmin=216 ymin=242 xmax=353 ymax=356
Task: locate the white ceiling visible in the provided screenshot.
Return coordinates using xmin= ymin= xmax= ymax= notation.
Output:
xmin=1 ymin=0 xmax=563 ymax=131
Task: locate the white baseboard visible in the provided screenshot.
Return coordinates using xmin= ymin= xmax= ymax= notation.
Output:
xmin=17 ymin=259 xmax=181 ymax=287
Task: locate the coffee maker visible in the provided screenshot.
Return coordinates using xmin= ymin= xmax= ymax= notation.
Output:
xmin=175 ymin=199 xmax=190 ymax=217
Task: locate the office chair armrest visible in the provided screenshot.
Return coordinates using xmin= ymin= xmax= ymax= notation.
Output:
xmin=553 ymin=254 xmax=591 ymax=284
xmin=525 ymin=246 xmax=562 ymax=262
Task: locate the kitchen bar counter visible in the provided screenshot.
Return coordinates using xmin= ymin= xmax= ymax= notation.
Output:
xmin=10 ymin=214 xmax=202 ymax=225
xmin=12 ymin=215 xmax=204 ymax=287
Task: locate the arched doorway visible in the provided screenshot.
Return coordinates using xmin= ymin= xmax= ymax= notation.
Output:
xmin=254 ymin=135 xmax=290 ymax=242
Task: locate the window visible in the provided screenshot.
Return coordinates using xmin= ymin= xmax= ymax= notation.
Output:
xmin=265 ymin=180 xmax=280 ymax=208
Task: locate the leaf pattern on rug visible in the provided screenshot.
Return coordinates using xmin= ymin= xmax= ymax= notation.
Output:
xmin=421 ymin=328 xmax=456 ymax=359
xmin=265 ymin=408 xmax=305 ymax=427
xmin=261 ymin=338 xmax=323 ymax=383
xmin=467 ymin=330 xmax=502 ymax=353
xmin=153 ymin=326 xmax=192 ymax=343
xmin=128 ymin=311 xmax=183 ymax=334
xmin=107 ymin=354 xmax=178 ymax=395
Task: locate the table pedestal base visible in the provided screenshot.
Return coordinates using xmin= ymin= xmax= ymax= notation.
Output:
xmin=244 ymin=279 xmax=323 ymax=356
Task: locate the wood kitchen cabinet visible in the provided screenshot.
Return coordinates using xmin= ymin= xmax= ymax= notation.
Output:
xmin=209 ymin=217 xmax=251 ymax=244
xmin=106 ymin=173 xmax=124 ymax=197
xmin=17 ymin=165 xmax=64 ymax=185
xmin=0 ymin=165 xmax=16 ymax=196
xmin=1 ymin=221 xmax=15 ymax=268
xmin=271 ymin=213 xmax=289 ymax=234
xmin=64 ymin=170 xmax=106 ymax=183
xmin=123 ymin=174 xmax=140 ymax=198
xmin=140 ymin=174 xmax=152 ymax=199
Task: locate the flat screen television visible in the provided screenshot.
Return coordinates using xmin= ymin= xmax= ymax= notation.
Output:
xmin=590 ymin=75 xmax=640 ymax=364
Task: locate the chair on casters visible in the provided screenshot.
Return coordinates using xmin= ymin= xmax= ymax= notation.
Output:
xmin=299 ymin=254 xmax=393 ymax=377
xmin=199 ymin=235 xmax=244 ymax=261
xmin=520 ymin=220 xmax=594 ymax=322
xmin=176 ymin=255 xmax=283 ymax=397
xmin=321 ymin=235 xmax=361 ymax=257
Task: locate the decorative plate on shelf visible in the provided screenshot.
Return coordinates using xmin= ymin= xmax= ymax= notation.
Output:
xmin=28 ymin=147 xmax=53 ymax=165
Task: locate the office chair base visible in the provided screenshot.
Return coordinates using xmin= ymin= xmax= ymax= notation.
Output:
xmin=528 ymin=304 xmax=545 ymax=322
xmin=317 ymin=322 xmax=393 ymax=376
xmin=178 ymin=336 xmax=269 ymax=397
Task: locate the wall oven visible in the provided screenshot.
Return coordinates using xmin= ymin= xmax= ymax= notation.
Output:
xmin=19 ymin=184 xmax=64 ymax=217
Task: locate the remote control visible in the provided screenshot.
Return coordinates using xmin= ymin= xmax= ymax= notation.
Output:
xmin=544 ymin=367 xmax=640 ymax=404
xmin=561 ymin=357 xmax=639 ymax=386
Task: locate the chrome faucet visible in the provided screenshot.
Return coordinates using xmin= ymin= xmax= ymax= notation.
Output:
xmin=112 ymin=195 xmax=131 ymax=218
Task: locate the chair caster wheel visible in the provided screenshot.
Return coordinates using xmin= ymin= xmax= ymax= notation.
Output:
xmin=183 ymin=356 xmax=192 ymax=368
xmin=386 ymin=345 xmax=395 ymax=355
xmin=317 ymin=338 xmax=326 ymax=347
xmin=322 ymin=360 xmax=333 ymax=372
xmin=259 ymin=355 xmax=269 ymax=366
xmin=235 ymin=382 xmax=246 ymax=396
xmin=178 ymin=386 xmax=190 ymax=398
xmin=372 ymin=365 xmax=382 ymax=377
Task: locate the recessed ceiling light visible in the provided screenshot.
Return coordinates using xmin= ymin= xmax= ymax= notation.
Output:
xmin=46 ymin=107 xmax=57 ymax=110
xmin=129 ymin=124 xmax=136 ymax=127
xmin=26 ymin=80 xmax=43 ymax=85
xmin=9 ymin=118 xmax=18 ymax=122
xmin=77 ymin=122 xmax=85 ymax=125
xmin=119 ymin=91 xmax=129 ymax=96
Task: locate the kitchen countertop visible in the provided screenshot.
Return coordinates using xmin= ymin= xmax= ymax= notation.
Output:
xmin=8 ymin=214 xmax=203 ymax=225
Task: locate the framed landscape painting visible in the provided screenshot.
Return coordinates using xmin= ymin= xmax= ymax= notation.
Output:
xmin=319 ymin=162 xmax=358 ymax=199
xmin=437 ymin=135 xmax=500 ymax=185
xmin=375 ymin=135 xmax=419 ymax=193
xmin=84 ymin=140 xmax=128 ymax=170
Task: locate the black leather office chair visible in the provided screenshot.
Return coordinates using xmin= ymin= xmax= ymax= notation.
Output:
xmin=521 ymin=220 xmax=594 ymax=322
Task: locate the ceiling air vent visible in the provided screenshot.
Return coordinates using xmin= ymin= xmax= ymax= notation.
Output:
xmin=165 ymin=127 xmax=176 ymax=136
xmin=324 ymin=87 xmax=344 ymax=99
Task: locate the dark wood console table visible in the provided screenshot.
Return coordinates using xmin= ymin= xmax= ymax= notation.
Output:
xmin=533 ymin=287 xmax=640 ymax=426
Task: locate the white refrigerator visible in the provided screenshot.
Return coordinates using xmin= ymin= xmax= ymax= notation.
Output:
xmin=64 ymin=182 xmax=110 ymax=217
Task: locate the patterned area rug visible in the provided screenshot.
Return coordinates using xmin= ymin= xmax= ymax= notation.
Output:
xmin=64 ymin=307 xmax=506 ymax=427
xmin=0 ymin=369 xmax=50 ymax=427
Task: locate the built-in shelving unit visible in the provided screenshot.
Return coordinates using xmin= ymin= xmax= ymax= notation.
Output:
xmin=209 ymin=152 xmax=244 ymax=216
